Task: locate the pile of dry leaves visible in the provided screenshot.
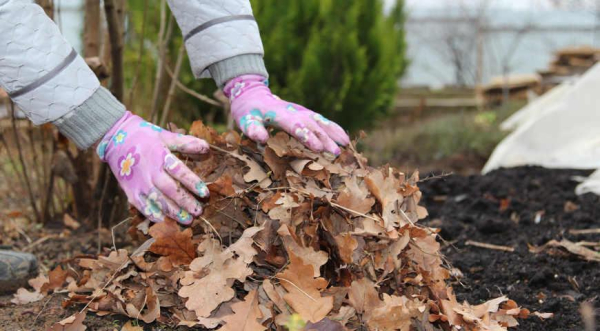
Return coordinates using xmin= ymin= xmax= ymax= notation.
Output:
xmin=14 ymin=122 xmax=534 ymax=330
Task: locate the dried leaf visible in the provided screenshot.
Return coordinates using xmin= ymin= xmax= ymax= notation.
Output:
xmin=220 ymin=290 xmax=265 ymax=331
xmin=189 ymin=120 xmax=217 ymax=143
xmin=530 ymin=239 xmax=600 ymax=262
xmin=348 ymin=278 xmax=381 ymax=316
xmin=46 ymin=311 xmax=87 ymax=331
xmin=149 ymin=218 xmax=196 ymax=265
xmin=41 ymin=265 xmax=68 ymax=293
xmin=336 ymin=176 xmax=375 ymax=214
xmin=11 ymin=288 xmax=44 ymax=305
xmin=305 ymin=318 xmax=345 ymax=331
xmin=368 ymin=294 xmax=421 ymax=331
xmin=278 ymin=224 xmax=328 ymax=277
xmin=179 ymin=226 xmax=259 ymax=318
xmin=365 ymin=169 xmax=405 ymax=230
xmin=263 ymin=147 xmax=288 ymax=180
xmin=28 ymin=274 xmax=50 ymax=292
xmin=334 ymin=233 xmax=358 ymax=264
xmin=532 ymin=311 xmax=554 ymax=319
xmin=262 ymin=279 xmax=287 ymax=313
xmin=232 ymin=151 xmax=272 ymax=188
xmin=124 ymin=287 xmax=160 ymax=323
xmin=276 ymin=251 xmax=333 ymax=323
xmin=63 ymin=214 xmax=81 ymax=230
xmin=121 ymin=321 xmax=143 ymax=331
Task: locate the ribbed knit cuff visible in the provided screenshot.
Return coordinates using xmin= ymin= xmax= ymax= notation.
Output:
xmin=208 ymin=54 xmax=269 ymax=88
xmin=53 ymin=87 xmax=126 ymax=150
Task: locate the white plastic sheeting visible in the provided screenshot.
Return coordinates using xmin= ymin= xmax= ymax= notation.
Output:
xmin=499 ymin=81 xmax=575 ymax=131
xmin=483 ymin=63 xmax=600 ymax=195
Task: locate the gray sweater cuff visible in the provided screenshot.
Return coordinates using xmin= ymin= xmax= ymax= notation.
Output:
xmin=53 ymin=86 xmax=126 ymax=149
xmin=208 ymin=54 xmax=269 ymax=87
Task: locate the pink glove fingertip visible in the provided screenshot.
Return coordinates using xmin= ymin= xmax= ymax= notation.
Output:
xmin=246 ymin=124 xmax=269 ymax=144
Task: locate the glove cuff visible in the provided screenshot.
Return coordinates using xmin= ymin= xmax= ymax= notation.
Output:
xmin=209 ymin=54 xmax=269 ymax=88
xmin=53 ymin=86 xmax=126 ymax=150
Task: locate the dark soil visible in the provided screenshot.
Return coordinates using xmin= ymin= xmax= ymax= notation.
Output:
xmin=420 ymin=166 xmax=600 ymax=331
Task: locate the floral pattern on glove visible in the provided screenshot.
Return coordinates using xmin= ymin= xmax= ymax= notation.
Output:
xmin=118 ymin=147 xmax=140 ymax=180
xmin=294 ymin=126 xmax=311 ymax=143
xmin=96 ymin=140 xmax=109 ymax=160
xmin=140 ymin=121 xmax=163 ymax=132
xmin=229 ymin=82 xmax=246 ymax=101
xmin=224 ymin=75 xmax=350 ymax=155
xmin=141 ymin=189 xmax=166 ymax=221
xmin=113 ymin=130 xmax=127 ymax=145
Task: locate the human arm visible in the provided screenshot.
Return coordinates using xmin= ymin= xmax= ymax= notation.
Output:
xmin=167 ymin=0 xmax=350 ymax=154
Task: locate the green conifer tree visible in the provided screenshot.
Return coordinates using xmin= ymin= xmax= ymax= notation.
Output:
xmin=251 ymin=0 xmax=407 ymax=132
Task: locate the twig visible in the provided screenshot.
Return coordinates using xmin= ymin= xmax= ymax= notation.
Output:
xmin=32 ymin=294 xmax=54 ymax=326
xmin=272 ymin=277 xmax=317 ymax=302
xmin=127 ymin=0 xmax=149 ymax=106
xmin=465 ymin=240 xmax=515 ymax=252
xmin=569 ymin=228 xmax=600 ymax=235
xmin=159 ymin=43 xmax=186 ymax=127
xmin=23 ymin=235 xmax=60 ymax=252
xmin=329 ymin=202 xmax=380 ymax=222
xmin=103 ymin=0 xmax=125 ymax=101
xmin=418 ymin=171 xmax=454 ymax=183
xmin=200 ymin=216 xmax=222 ymax=244
xmin=0 ymin=132 xmax=26 ymax=189
xmin=163 ymin=62 xmax=222 ymax=107
xmin=79 ymin=257 xmax=130 ymax=313
xmin=97 ymin=168 xmax=111 ymax=253
xmin=580 ymin=301 xmax=596 ymax=331
xmin=10 ymin=102 xmax=40 ymax=222
xmin=150 ymin=2 xmax=174 ymax=122
xmin=111 ymin=217 xmax=132 ymax=251
xmin=11 ymin=219 xmax=32 ymax=244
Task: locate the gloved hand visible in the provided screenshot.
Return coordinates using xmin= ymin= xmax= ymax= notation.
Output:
xmin=96 ymin=111 xmax=210 ymax=225
xmin=224 ymin=75 xmax=350 ymax=155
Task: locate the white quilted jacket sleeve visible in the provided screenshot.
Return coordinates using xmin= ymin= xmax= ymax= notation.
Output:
xmin=0 ymin=0 xmax=99 ymax=125
xmin=167 ymin=0 xmax=265 ymax=79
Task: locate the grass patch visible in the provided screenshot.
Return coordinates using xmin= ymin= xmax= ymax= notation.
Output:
xmin=362 ymin=101 xmax=525 ymax=167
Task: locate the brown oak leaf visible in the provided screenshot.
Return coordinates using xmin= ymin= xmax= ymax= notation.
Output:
xmin=365 ymin=169 xmax=405 ymax=230
xmin=334 ymin=233 xmax=358 ymax=264
xmin=149 ymin=218 xmax=196 ymax=266
xmin=208 ymin=175 xmax=236 ymax=196
xmin=11 ymin=288 xmax=44 ymax=305
xmin=367 ymin=294 xmax=422 ymax=331
xmin=278 ymin=224 xmax=328 ymax=277
xmin=121 ymin=321 xmax=143 ymax=331
xmin=41 ymin=265 xmax=68 ymax=293
xmin=263 ymin=147 xmax=288 ymax=180
xmin=336 ymin=176 xmax=375 ymax=214
xmin=276 ymin=251 xmax=333 ymax=323
xmin=47 ymin=311 xmax=87 ymax=331
xmin=178 ymin=227 xmax=259 ymax=318
xmin=220 ymin=290 xmax=265 ymax=331
xmin=348 ymin=278 xmax=382 ymax=316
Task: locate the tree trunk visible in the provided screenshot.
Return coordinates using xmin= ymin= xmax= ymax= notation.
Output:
xmin=84 ymin=0 xmax=101 ymax=56
xmin=36 ymin=0 xmax=54 ymax=19
xmin=104 ymin=0 xmax=125 ymax=101
xmin=67 ymin=0 xmax=104 ymax=223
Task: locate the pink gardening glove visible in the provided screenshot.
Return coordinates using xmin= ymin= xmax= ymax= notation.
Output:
xmin=224 ymin=75 xmax=350 ymax=155
xmin=96 ymin=111 xmax=210 ymax=225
